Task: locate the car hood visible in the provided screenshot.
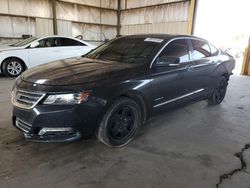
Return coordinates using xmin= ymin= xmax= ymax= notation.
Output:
xmin=0 ymin=45 xmax=25 ymax=51
xmin=21 ymin=57 xmax=146 ymax=86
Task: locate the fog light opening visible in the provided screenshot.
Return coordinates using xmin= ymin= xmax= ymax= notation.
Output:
xmin=38 ymin=127 xmax=73 ymax=136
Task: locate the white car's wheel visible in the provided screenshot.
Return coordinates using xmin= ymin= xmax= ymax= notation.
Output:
xmin=2 ymin=58 xmax=25 ymax=77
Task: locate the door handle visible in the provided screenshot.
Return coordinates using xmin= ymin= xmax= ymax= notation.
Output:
xmin=169 ymin=63 xmax=179 ymax=67
xmin=216 ymin=60 xmax=222 ymax=65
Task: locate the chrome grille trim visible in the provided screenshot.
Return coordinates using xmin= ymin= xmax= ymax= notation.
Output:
xmin=12 ymin=89 xmax=46 ymax=109
xmin=15 ymin=118 xmax=32 ymax=133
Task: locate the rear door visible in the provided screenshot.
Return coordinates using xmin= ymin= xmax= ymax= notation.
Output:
xmin=58 ymin=37 xmax=92 ymax=59
xmin=184 ymin=39 xmax=218 ymax=94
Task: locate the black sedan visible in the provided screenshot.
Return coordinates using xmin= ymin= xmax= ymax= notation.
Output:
xmin=11 ymin=34 xmax=235 ymax=147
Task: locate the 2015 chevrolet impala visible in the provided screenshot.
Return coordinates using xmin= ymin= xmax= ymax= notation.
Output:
xmin=11 ymin=34 xmax=235 ymax=147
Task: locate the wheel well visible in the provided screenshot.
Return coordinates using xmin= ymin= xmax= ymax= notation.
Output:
xmin=1 ymin=57 xmax=27 ymax=72
xmin=119 ymin=92 xmax=147 ymax=123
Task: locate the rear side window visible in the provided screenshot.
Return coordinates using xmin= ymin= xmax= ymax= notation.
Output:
xmin=209 ymin=43 xmax=219 ymax=56
xmin=59 ymin=38 xmax=85 ymax=46
xmin=191 ymin=39 xmax=211 ymax=60
xmin=159 ymin=39 xmax=190 ymax=63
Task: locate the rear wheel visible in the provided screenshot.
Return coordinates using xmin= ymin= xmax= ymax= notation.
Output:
xmin=97 ymin=97 xmax=141 ymax=147
xmin=2 ymin=58 xmax=25 ymax=77
xmin=208 ymin=76 xmax=228 ymax=105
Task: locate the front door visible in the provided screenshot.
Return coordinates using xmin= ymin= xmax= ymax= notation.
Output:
xmin=150 ymin=39 xmax=193 ymax=109
xmin=28 ymin=37 xmax=62 ymax=67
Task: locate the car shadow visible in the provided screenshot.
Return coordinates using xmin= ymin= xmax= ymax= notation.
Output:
xmin=0 ymin=99 xmax=212 ymax=181
xmin=2 ymin=98 xmax=209 ymax=150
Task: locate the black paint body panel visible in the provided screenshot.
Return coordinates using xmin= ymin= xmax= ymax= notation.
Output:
xmin=12 ymin=34 xmax=235 ymax=142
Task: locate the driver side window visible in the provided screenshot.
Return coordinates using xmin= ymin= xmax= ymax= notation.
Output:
xmin=157 ymin=39 xmax=190 ymax=65
xmin=37 ymin=38 xmax=58 ymax=48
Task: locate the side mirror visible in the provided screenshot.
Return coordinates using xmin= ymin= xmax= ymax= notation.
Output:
xmin=156 ymin=56 xmax=180 ymax=66
xmin=30 ymin=41 xmax=39 ymax=48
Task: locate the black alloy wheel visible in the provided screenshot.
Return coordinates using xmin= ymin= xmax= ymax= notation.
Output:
xmin=97 ymin=97 xmax=141 ymax=147
xmin=108 ymin=106 xmax=136 ymax=140
xmin=208 ymin=76 xmax=228 ymax=105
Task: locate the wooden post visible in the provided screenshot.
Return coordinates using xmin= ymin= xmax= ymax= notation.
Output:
xmin=52 ymin=0 xmax=58 ymax=35
xmin=117 ymin=0 xmax=121 ymax=37
xmin=188 ymin=0 xmax=197 ymax=35
xmin=241 ymin=36 xmax=250 ymax=75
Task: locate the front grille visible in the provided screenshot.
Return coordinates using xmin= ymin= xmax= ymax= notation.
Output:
xmin=16 ymin=118 xmax=32 ymax=133
xmin=12 ymin=89 xmax=45 ymax=109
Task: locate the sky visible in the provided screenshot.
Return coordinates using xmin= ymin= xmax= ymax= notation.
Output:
xmin=194 ymin=0 xmax=250 ymax=48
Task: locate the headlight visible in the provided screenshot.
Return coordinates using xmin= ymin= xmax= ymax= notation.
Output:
xmin=43 ymin=92 xmax=89 ymax=105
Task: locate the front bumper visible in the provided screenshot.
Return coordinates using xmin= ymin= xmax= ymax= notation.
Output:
xmin=12 ymin=101 xmax=103 ymax=142
xmin=13 ymin=116 xmax=81 ymax=142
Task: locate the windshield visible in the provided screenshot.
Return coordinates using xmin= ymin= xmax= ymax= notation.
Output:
xmin=86 ymin=37 xmax=165 ymax=64
xmin=10 ymin=37 xmax=38 ymax=47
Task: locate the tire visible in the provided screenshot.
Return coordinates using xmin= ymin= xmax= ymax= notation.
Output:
xmin=97 ymin=97 xmax=142 ymax=147
xmin=2 ymin=58 xmax=25 ymax=77
xmin=208 ymin=76 xmax=228 ymax=105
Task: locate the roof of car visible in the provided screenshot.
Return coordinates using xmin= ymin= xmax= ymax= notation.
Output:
xmin=32 ymin=35 xmax=95 ymax=46
xmin=35 ymin=35 xmax=75 ymax=38
xmin=123 ymin=34 xmax=207 ymax=42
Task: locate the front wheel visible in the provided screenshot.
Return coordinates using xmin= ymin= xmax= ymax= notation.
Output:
xmin=208 ymin=76 xmax=228 ymax=105
xmin=2 ymin=58 xmax=25 ymax=77
xmin=97 ymin=97 xmax=142 ymax=147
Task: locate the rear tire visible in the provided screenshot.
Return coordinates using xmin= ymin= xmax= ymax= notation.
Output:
xmin=2 ymin=58 xmax=25 ymax=77
xmin=97 ymin=97 xmax=142 ymax=147
xmin=208 ymin=76 xmax=228 ymax=105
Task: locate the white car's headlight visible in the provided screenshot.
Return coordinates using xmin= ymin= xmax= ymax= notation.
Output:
xmin=43 ymin=92 xmax=89 ymax=105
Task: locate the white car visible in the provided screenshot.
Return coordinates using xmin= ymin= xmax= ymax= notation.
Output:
xmin=0 ymin=36 xmax=96 ymax=77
